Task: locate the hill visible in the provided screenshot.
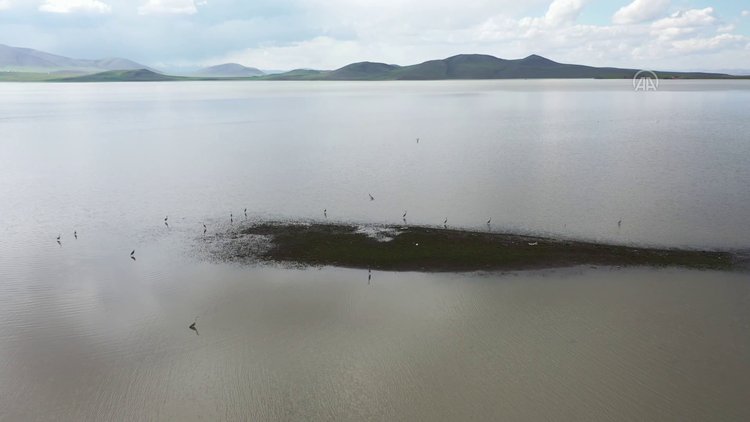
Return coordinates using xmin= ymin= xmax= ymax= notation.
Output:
xmin=0 ymin=43 xmax=152 ymax=73
xmin=54 ymin=69 xmax=186 ymax=82
xmin=193 ymin=63 xmax=264 ymax=77
xmin=263 ymin=54 xmax=735 ymax=81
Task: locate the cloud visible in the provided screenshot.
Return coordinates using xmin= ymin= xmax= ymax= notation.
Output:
xmin=0 ymin=0 xmax=11 ymax=11
xmin=543 ymin=0 xmax=587 ymax=26
xmin=742 ymin=10 xmax=749 ymax=18
xmin=138 ymin=0 xmax=204 ymax=15
xmin=651 ymin=8 xmax=717 ymax=30
xmin=613 ymin=0 xmax=669 ymax=25
xmin=39 ymin=0 xmax=111 ymax=14
xmin=670 ymin=33 xmax=747 ymax=54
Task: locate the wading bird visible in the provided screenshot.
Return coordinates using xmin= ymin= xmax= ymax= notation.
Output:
xmin=189 ymin=317 xmax=199 ymax=335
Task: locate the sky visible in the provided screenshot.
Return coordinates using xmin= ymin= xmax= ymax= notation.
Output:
xmin=0 ymin=0 xmax=749 ymax=72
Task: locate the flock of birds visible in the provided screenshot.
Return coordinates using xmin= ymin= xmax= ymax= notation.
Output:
xmin=53 ymin=137 xmax=625 ymax=334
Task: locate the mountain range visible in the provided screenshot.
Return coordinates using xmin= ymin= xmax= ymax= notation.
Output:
xmin=0 ymin=44 xmax=743 ymax=82
xmin=192 ymin=63 xmax=264 ymax=77
xmin=0 ymin=43 xmax=151 ymax=73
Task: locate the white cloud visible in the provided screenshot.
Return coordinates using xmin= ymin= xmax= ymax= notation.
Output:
xmin=138 ymin=0 xmax=204 ymax=15
xmin=543 ymin=0 xmax=587 ymax=26
xmin=652 ymin=8 xmax=717 ymax=30
xmin=0 ymin=0 xmax=11 ymax=11
xmin=39 ymin=0 xmax=111 ymax=14
xmin=613 ymin=0 xmax=669 ymax=25
xmin=670 ymin=33 xmax=746 ymax=54
xmin=742 ymin=10 xmax=749 ymax=18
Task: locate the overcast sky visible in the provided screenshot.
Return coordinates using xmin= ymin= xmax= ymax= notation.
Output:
xmin=1 ymin=0 xmax=749 ymax=71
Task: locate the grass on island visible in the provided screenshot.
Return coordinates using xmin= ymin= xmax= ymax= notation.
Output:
xmin=237 ymin=223 xmax=734 ymax=272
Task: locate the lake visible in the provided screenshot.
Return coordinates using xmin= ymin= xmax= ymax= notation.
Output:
xmin=0 ymin=80 xmax=749 ymax=421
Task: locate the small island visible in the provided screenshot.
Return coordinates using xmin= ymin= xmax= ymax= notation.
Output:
xmin=217 ymin=223 xmax=735 ymax=272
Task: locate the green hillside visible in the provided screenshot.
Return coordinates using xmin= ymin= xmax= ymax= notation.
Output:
xmin=54 ymin=69 xmax=188 ymax=82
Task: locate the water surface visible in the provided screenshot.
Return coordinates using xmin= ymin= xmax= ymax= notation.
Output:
xmin=0 ymin=80 xmax=749 ymax=421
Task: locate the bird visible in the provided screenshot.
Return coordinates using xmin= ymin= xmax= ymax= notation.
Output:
xmin=74 ymin=230 xmax=77 ymax=239
xmin=618 ymin=219 xmax=622 ymax=228
xmin=416 ymin=137 xmax=420 ymax=144
xmin=189 ymin=317 xmax=199 ymax=335
xmin=203 ymin=223 xmax=207 ymax=234
xmin=528 ymin=242 xmax=538 ymax=246
xmin=403 ymin=211 xmax=407 ymax=218
xmin=487 ymin=218 xmax=491 ymax=225
xmin=131 ymin=250 xmax=135 ymax=256
xmin=230 ymin=213 xmax=233 ymax=224
xmin=164 ymin=216 xmax=169 ymax=227
xmin=324 ymin=209 xmax=327 ymax=218
xmin=244 ymin=208 xmax=247 ymax=218
xmin=56 ymin=234 xmax=61 ymax=241
xmin=443 ymin=218 xmax=448 ymax=228
xmin=369 ymin=194 xmax=374 ymax=201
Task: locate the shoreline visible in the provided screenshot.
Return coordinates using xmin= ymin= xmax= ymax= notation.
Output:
xmin=217 ymin=222 xmax=737 ymax=272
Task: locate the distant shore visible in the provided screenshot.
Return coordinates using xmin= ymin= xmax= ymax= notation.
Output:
xmin=215 ymin=222 xmax=736 ymax=272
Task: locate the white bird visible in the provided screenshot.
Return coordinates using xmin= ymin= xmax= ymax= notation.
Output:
xmin=528 ymin=242 xmax=538 ymax=246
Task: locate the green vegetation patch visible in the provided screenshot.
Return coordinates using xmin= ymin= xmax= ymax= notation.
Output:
xmin=239 ymin=223 xmax=734 ymax=272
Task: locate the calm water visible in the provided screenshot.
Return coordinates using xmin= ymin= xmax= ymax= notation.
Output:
xmin=0 ymin=80 xmax=749 ymax=421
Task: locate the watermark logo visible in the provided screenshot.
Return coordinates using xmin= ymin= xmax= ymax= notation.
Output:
xmin=633 ymin=70 xmax=659 ymax=92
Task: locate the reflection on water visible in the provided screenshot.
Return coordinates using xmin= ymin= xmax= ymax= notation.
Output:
xmin=0 ymin=81 xmax=749 ymax=420
xmin=1 ymin=260 xmax=749 ymax=421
